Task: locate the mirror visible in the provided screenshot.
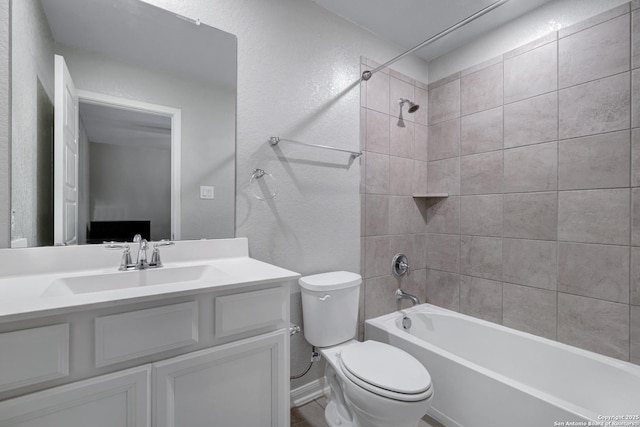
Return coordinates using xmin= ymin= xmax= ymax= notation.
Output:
xmin=10 ymin=0 xmax=237 ymax=247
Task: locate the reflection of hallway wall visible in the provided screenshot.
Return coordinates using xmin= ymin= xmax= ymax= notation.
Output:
xmin=35 ymin=79 xmax=53 ymax=247
xmin=89 ymin=142 xmax=171 ymax=241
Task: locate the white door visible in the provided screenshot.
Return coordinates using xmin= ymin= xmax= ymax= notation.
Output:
xmin=0 ymin=366 xmax=150 ymax=427
xmin=154 ymin=330 xmax=289 ymax=427
xmin=54 ymin=55 xmax=79 ymax=246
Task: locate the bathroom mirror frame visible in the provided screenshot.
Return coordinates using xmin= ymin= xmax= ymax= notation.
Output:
xmin=9 ymin=0 xmax=238 ymax=247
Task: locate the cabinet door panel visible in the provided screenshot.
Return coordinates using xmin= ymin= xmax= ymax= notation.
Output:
xmin=154 ymin=330 xmax=288 ymax=427
xmin=0 ymin=366 xmax=150 ymax=427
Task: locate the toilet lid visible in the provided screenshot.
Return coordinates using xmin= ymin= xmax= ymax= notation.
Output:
xmin=339 ymin=341 xmax=432 ymax=400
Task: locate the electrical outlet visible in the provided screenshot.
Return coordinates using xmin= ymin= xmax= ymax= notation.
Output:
xmin=200 ymin=186 xmax=214 ymax=199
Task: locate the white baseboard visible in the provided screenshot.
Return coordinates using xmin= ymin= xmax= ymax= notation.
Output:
xmin=290 ymin=377 xmax=329 ymax=408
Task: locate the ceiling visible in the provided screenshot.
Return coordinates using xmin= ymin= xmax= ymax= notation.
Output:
xmin=79 ymin=102 xmax=171 ymax=150
xmin=311 ymin=0 xmax=555 ymax=62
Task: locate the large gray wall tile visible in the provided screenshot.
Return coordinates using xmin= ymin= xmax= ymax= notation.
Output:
xmin=504 ymin=142 xmax=558 ymax=193
xmin=504 ymin=92 xmax=558 ymax=149
xmin=460 ymin=235 xmax=502 ymax=281
xmin=426 ymin=269 xmax=460 ymax=311
xmin=364 ymin=236 xmax=391 ymax=279
xmin=633 ymin=188 xmax=640 ymax=246
xmin=460 ymin=62 xmax=503 ymax=116
xmin=633 ymin=69 xmax=640 ymax=128
xmin=459 ymin=275 xmax=503 ymax=323
xmin=559 ymin=72 xmax=630 ymax=139
xmin=389 ymin=196 xmax=426 ymax=235
xmin=504 ymin=192 xmax=557 ymax=240
xmin=460 ymin=194 xmax=503 ymax=237
xmin=633 ymin=9 xmax=640 ymax=69
xmin=366 ymin=109 xmax=390 ymax=154
xmin=460 ymin=151 xmax=503 ymax=195
xmin=558 ymin=242 xmax=630 ymax=303
xmin=502 ymin=238 xmax=557 ymax=290
xmin=460 ymin=107 xmax=503 ymax=155
xmin=504 ymin=42 xmax=557 ymax=104
xmin=414 ymin=85 xmax=428 ymax=126
xmin=428 ymin=78 xmax=460 ymax=125
xmin=632 ymin=247 xmax=640 ymax=306
xmin=558 ymin=293 xmax=629 ymax=360
xmin=426 ymin=233 xmax=460 ymax=273
xmin=390 ymin=156 xmax=415 ymax=196
xmin=426 ymin=196 xmax=460 ymax=235
xmin=390 ymin=117 xmax=414 ymax=159
xmin=364 ymin=276 xmax=398 ymax=319
xmin=427 ymin=157 xmax=460 ymax=195
xmin=364 ymin=152 xmax=389 ymax=194
xmin=413 ymin=160 xmax=428 ymax=195
xmin=558 ymin=14 xmax=630 ymax=89
xmin=632 ymin=306 xmax=640 ymax=365
xmin=428 ymin=119 xmax=460 ymax=161
xmin=503 ymin=283 xmax=557 ymax=340
xmin=414 ymin=124 xmax=429 ymax=162
xmin=364 ymin=195 xmax=389 ymax=236
xmin=558 ymin=130 xmax=630 ymax=190
xmin=633 ymin=129 xmax=640 ymax=187
xmin=558 ymin=189 xmax=630 ymax=245
xmin=365 ymin=71 xmax=390 ymax=114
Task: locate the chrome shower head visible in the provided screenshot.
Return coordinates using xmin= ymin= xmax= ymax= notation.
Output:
xmin=399 ymin=98 xmax=420 ymax=113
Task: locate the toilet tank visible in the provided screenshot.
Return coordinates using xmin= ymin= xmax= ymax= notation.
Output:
xmin=299 ymin=271 xmax=361 ymax=347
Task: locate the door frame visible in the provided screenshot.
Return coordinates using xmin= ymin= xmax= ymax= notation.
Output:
xmin=76 ymin=90 xmax=182 ymax=241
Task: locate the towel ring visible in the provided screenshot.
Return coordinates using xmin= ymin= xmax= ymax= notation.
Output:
xmin=250 ymin=168 xmax=277 ymax=201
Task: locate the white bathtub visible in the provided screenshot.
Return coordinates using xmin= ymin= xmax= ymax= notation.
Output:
xmin=365 ymin=304 xmax=640 ymax=427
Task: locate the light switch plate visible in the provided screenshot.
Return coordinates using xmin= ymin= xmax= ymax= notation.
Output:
xmin=200 ymin=186 xmax=214 ymax=199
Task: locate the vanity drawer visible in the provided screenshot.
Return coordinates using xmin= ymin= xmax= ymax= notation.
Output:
xmin=215 ymin=287 xmax=287 ymax=337
xmin=0 ymin=324 xmax=69 ymax=392
xmin=95 ymin=302 xmax=199 ymax=367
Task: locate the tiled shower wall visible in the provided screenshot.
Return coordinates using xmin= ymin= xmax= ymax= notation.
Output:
xmin=424 ymin=3 xmax=639 ymax=364
xmin=360 ymin=57 xmax=430 ymax=325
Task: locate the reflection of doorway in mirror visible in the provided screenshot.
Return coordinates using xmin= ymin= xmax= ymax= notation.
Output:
xmin=75 ymin=90 xmax=182 ymax=244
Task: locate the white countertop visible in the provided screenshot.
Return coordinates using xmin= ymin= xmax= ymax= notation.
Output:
xmin=0 ymin=238 xmax=300 ymax=322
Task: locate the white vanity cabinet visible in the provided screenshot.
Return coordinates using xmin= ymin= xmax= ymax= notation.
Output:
xmin=155 ymin=330 xmax=288 ymax=427
xmin=0 ymin=238 xmax=298 ymax=427
xmin=0 ymin=366 xmax=151 ymax=427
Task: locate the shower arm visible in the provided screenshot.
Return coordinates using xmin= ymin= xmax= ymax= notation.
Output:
xmin=361 ymin=0 xmax=511 ymax=81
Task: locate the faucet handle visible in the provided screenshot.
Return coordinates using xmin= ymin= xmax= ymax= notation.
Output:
xmin=150 ymin=240 xmax=174 ymax=267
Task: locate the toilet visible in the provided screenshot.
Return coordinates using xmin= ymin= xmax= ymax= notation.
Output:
xmin=299 ymin=271 xmax=433 ymax=427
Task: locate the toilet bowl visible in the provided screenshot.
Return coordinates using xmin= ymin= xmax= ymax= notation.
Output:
xmin=322 ymin=340 xmax=433 ymax=427
xmin=299 ymin=272 xmax=433 ymax=427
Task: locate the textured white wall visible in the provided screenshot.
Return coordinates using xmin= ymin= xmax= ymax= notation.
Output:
xmin=10 ymin=0 xmax=54 ymax=246
xmin=140 ymin=0 xmax=428 ymax=273
xmin=140 ymin=0 xmax=429 ymax=389
xmin=429 ymin=0 xmax=630 ymax=82
xmin=89 ymin=142 xmax=171 ymax=241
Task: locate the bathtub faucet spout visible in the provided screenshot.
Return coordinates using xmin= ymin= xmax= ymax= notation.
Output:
xmin=396 ymin=288 xmax=420 ymax=306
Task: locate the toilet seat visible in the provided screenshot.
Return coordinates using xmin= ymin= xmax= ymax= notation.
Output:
xmin=338 ymin=340 xmax=433 ymax=402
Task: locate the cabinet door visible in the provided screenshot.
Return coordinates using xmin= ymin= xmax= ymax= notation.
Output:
xmin=0 ymin=366 xmax=150 ymax=427
xmin=154 ymin=330 xmax=289 ymax=427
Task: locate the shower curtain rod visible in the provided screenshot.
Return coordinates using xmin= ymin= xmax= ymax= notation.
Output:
xmin=361 ymin=0 xmax=511 ymax=81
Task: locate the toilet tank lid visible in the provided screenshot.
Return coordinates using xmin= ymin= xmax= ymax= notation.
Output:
xmin=299 ymin=271 xmax=362 ymax=291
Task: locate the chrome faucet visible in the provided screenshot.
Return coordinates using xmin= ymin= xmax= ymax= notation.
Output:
xmin=396 ymin=288 xmax=420 ymax=306
xmin=392 ymin=253 xmax=420 ymax=306
xmin=105 ymin=234 xmax=174 ymax=271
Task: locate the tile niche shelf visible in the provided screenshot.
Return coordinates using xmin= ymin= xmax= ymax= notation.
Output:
xmin=412 ymin=193 xmax=449 ymax=199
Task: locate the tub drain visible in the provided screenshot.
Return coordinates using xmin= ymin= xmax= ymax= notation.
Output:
xmin=402 ymin=316 xmax=412 ymax=330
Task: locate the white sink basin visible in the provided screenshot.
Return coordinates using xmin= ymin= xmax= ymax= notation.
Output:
xmin=42 ymin=264 xmax=227 ymax=297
